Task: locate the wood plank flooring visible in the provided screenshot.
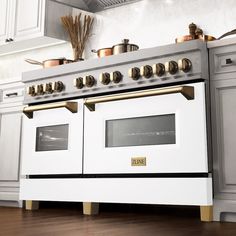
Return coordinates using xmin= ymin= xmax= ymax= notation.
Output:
xmin=0 ymin=203 xmax=236 ymax=236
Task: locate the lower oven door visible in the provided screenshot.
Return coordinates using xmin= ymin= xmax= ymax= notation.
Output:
xmin=21 ymin=99 xmax=83 ymax=175
xmin=84 ymin=82 xmax=208 ymax=174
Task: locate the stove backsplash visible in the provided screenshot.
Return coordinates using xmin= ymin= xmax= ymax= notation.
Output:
xmin=1 ymin=0 xmax=236 ymax=80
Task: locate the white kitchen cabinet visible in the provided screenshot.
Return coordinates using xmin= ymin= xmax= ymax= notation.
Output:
xmin=0 ymin=0 xmax=11 ymax=44
xmin=0 ymin=111 xmax=21 ymax=181
xmin=12 ymin=0 xmax=45 ymax=42
xmin=208 ymin=39 xmax=236 ymax=222
xmin=0 ymin=78 xmax=24 ymax=207
xmin=0 ymin=0 xmax=74 ymax=56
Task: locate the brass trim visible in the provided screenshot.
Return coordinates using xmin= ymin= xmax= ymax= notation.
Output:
xmin=200 ymin=205 xmax=213 ymax=222
xmin=131 ymin=157 xmax=146 ymax=166
xmin=23 ymin=101 xmax=78 ymax=119
xmin=84 ymin=86 xmax=194 ymax=111
xmin=25 ymin=200 xmax=39 ymax=211
xmin=83 ymin=202 xmax=99 ymax=215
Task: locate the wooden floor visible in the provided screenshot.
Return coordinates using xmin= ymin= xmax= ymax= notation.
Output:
xmin=0 ymin=203 xmax=236 ymax=236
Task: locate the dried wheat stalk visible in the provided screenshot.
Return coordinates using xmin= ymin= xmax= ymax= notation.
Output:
xmin=61 ymin=13 xmax=94 ymax=60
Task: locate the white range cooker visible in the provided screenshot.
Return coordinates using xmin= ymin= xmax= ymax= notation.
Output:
xmin=20 ymin=40 xmax=213 ymax=220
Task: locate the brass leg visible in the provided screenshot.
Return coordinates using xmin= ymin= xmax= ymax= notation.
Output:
xmin=83 ymin=202 xmax=99 ymax=215
xmin=200 ymin=206 xmax=213 ymax=222
xmin=25 ymin=201 xmax=39 ymax=210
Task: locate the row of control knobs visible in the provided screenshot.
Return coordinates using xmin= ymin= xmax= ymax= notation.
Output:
xmin=27 ymin=81 xmax=64 ymax=96
xmin=129 ymin=58 xmax=192 ymax=80
xmin=73 ymin=58 xmax=192 ymax=89
xmin=27 ymin=58 xmax=192 ymax=95
xmin=74 ymin=71 xmax=122 ymax=89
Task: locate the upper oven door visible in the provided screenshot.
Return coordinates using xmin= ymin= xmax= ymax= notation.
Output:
xmin=21 ymin=99 xmax=83 ymax=175
xmin=84 ymin=82 xmax=208 ymax=174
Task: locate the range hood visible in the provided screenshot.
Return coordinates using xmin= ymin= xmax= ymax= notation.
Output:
xmin=51 ymin=0 xmax=141 ymax=12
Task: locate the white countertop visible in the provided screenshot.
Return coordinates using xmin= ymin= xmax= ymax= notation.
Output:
xmin=207 ymin=36 xmax=236 ymax=48
xmin=0 ymin=76 xmax=22 ymax=85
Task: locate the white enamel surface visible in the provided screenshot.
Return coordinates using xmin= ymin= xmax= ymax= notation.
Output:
xmin=84 ymin=82 xmax=208 ymax=174
xmin=20 ymin=177 xmax=213 ymax=205
xmin=20 ymin=99 xmax=84 ymax=175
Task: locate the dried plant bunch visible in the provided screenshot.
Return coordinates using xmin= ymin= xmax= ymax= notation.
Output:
xmin=61 ymin=13 xmax=94 ymax=61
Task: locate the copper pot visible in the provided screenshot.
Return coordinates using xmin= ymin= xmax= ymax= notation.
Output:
xmin=112 ymin=39 xmax=139 ymax=55
xmin=91 ymin=48 xmax=113 ymax=58
xmin=25 ymin=58 xmax=74 ymax=68
xmin=176 ymin=26 xmax=236 ymax=43
xmin=175 ymin=34 xmax=216 ymax=43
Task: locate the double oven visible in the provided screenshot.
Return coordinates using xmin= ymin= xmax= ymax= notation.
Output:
xmin=21 ymin=82 xmax=208 ymax=176
xmin=20 ymin=40 xmax=212 ymax=208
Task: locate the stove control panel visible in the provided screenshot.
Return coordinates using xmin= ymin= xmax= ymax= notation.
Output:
xmin=23 ymin=39 xmax=208 ymax=105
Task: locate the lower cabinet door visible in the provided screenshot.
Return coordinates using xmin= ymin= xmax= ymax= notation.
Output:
xmin=0 ymin=108 xmax=22 ymax=181
xmin=211 ymin=79 xmax=236 ymax=199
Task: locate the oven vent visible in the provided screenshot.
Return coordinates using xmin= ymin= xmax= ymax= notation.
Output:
xmin=51 ymin=0 xmax=142 ymax=12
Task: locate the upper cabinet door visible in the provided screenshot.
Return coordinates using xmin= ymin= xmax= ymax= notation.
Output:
xmin=11 ymin=0 xmax=45 ymax=41
xmin=0 ymin=0 xmax=11 ymax=44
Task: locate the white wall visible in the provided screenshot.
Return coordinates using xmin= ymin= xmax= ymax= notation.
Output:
xmin=1 ymin=0 xmax=236 ymax=80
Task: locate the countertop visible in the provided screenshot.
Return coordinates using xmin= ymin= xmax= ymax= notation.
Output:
xmin=207 ymin=36 xmax=236 ymax=48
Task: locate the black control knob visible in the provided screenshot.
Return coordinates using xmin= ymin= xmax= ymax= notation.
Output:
xmin=153 ymin=63 xmax=165 ymax=77
xmin=36 ymin=84 xmax=44 ymax=95
xmin=27 ymin=86 xmax=36 ymax=96
xmin=178 ymin=58 xmax=192 ymax=73
xmin=99 ymin=73 xmax=110 ymax=85
xmin=110 ymin=71 xmax=122 ymax=84
xmin=140 ymin=65 xmax=153 ymax=78
xmin=128 ymin=67 xmax=140 ymax=80
xmin=83 ymin=75 xmax=95 ymax=87
xmin=165 ymin=61 xmax=178 ymax=75
xmin=74 ymin=77 xmax=83 ymax=89
xmin=44 ymin=83 xmax=53 ymax=93
xmin=54 ymin=81 xmax=64 ymax=92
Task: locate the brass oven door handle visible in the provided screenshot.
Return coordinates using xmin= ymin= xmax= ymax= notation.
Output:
xmin=84 ymin=86 xmax=194 ymax=111
xmin=23 ymin=101 xmax=78 ymax=119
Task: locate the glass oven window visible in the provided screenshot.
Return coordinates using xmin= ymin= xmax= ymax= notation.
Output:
xmin=106 ymin=114 xmax=175 ymax=147
xmin=35 ymin=124 xmax=69 ymax=151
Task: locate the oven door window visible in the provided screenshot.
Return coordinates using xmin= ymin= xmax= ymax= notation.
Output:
xmin=35 ymin=124 xmax=69 ymax=151
xmin=106 ymin=114 xmax=175 ymax=147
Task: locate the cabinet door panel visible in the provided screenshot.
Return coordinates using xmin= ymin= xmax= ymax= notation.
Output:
xmin=0 ymin=0 xmax=10 ymax=44
xmin=211 ymin=79 xmax=236 ymax=198
xmin=13 ymin=0 xmax=44 ymax=41
xmin=0 ymin=112 xmax=21 ymax=181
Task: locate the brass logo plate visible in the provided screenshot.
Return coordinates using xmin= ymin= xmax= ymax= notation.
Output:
xmin=131 ymin=157 xmax=146 ymax=166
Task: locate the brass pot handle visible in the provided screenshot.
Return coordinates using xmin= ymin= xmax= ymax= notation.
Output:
xmin=84 ymin=86 xmax=194 ymax=111
xmin=23 ymin=101 xmax=78 ymax=119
